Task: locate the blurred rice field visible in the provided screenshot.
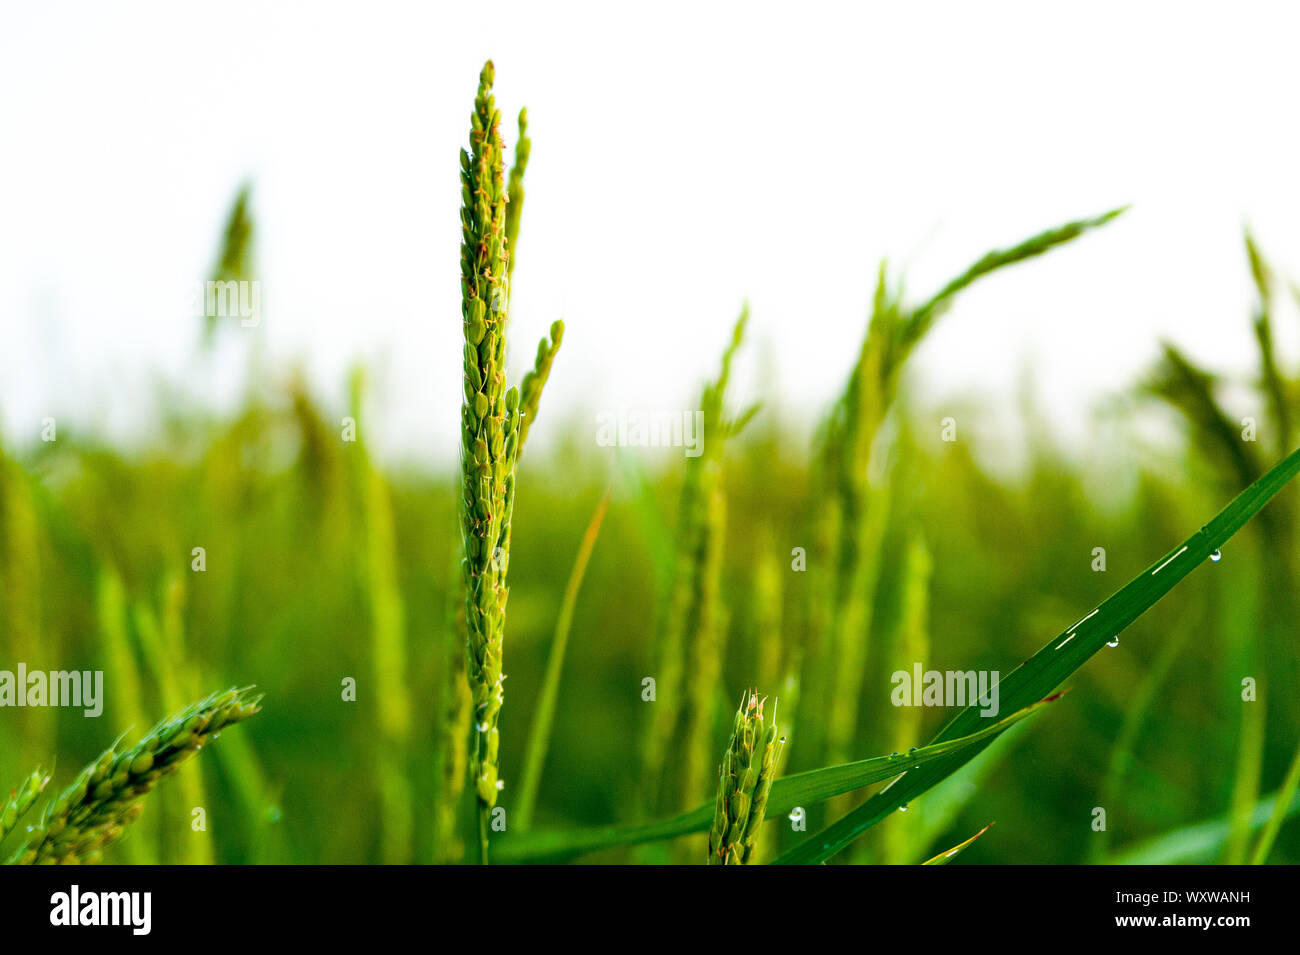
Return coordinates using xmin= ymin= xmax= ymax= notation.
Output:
xmin=1 ymin=201 xmax=1298 ymax=865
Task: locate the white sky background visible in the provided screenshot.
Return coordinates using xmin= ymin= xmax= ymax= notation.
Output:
xmin=4 ymin=1 xmax=1300 ymax=468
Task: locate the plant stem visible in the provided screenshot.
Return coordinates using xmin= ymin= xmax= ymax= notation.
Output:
xmin=516 ymin=486 xmax=611 ymax=830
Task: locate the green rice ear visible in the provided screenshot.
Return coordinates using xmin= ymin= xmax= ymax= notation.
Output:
xmin=518 ymin=320 xmax=564 ymax=454
xmin=505 ymin=107 xmax=530 ymax=282
xmin=708 ymin=690 xmax=783 ymax=865
xmin=7 ymin=689 xmax=261 ymax=865
xmin=0 ymin=767 xmax=52 ymax=845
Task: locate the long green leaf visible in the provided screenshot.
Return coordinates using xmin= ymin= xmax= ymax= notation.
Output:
xmin=774 ymin=443 xmax=1300 ymax=864
xmin=1111 ymin=788 xmax=1300 ymax=865
xmin=494 ymin=695 xmax=1060 ymax=862
xmin=515 ymin=487 xmax=612 ymax=829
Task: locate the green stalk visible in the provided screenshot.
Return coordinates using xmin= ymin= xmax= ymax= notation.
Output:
xmin=0 ymin=453 xmax=51 ymax=768
xmin=134 ymin=598 xmax=214 ymax=865
xmin=434 ymin=553 xmax=472 ymax=864
xmin=516 ymin=487 xmax=611 ymax=830
xmin=640 ymin=308 xmax=748 ymax=814
xmin=1224 ymin=674 xmax=1266 ymax=864
xmin=95 ymin=568 xmax=157 ymax=864
xmin=681 ymin=483 xmax=729 ymax=812
xmin=879 ymin=532 xmax=931 ymax=864
xmin=753 ymin=528 xmax=783 ymax=696
xmin=349 ymin=369 xmax=413 ymax=863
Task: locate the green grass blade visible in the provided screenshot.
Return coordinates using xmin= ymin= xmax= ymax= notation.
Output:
xmin=1111 ymin=788 xmax=1300 ymax=865
xmin=515 ymin=486 xmax=612 ymax=829
xmin=921 ymin=822 xmax=993 ymax=865
xmin=494 ymin=695 xmax=1059 ymax=862
xmin=1250 ymin=737 xmax=1300 ymax=864
xmin=1224 ymin=674 xmax=1266 ymax=864
xmin=773 ymin=444 xmax=1300 ymax=864
xmin=1088 ymin=612 xmax=1195 ymax=862
xmin=615 ymin=448 xmax=675 ymax=592
xmin=133 ymin=599 xmax=214 ymax=864
xmin=95 ymin=569 xmax=158 ymax=864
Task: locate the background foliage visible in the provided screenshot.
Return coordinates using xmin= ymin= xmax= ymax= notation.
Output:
xmin=1 ymin=197 xmax=1297 ymax=864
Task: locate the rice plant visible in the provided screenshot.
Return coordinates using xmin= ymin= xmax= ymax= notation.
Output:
xmin=640 ymin=307 xmax=750 ymax=819
xmin=501 ymin=438 xmax=1300 ymax=862
xmin=799 ymin=211 xmax=1123 ymax=785
xmin=1140 ymin=232 xmax=1300 ymax=864
xmin=4 ymin=58 xmax=1300 ymax=872
xmin=2 ymin=688 xmax=261 ymax=865
xmin=456 ymin=61 xmax=561 ymax=862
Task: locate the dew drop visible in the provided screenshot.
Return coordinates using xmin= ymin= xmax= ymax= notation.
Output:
xmin=1210 ymin=550 xmax=1222 ymax=562
xmin=908 ymin=747 xmax=918 ymax=755
xmin=899 ymin=804 xmax=909 ymax=812
xmin=890 ymin=752 xmax=900 ymax=758
xmin=1107 ymin=637 xmax=1119 ymax=648
xmin=496 ymin=780 xmax=505 ymax=791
